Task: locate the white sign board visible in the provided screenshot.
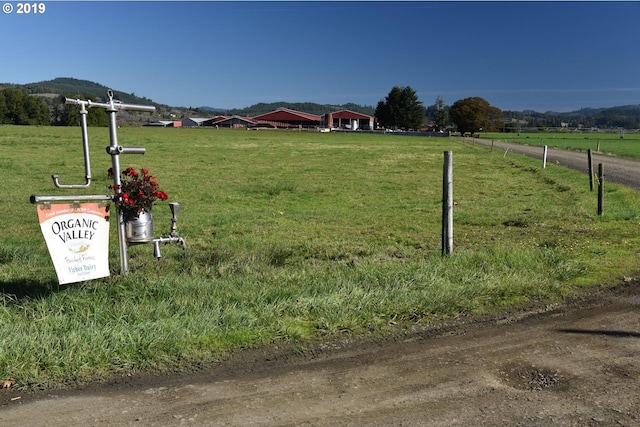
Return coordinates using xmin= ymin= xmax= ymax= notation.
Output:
xmin=37 ymin=203 xmax=111 ymax=284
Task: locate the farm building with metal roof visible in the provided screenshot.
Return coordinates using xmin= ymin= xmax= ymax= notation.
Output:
xmin=211 ymin=115 xmax=257 ymax=128
xmin=251 ymin=108 xmax=322 ymax=129
xmin=145 ymin=120 xmax=182 ymax=128
xmin=182 ymin=117 xmax=217 ymax=127
xmin=325 ymin=110 xmax=374 ymax=130
xmin=177 ymin=108 xmax=375 ymax=131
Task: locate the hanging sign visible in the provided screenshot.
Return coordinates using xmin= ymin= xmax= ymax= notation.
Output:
xmin=37 ymin=202 xmax=111 ymax=284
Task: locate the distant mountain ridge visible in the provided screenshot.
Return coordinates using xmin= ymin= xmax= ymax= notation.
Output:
xmin=0 ymin=77 xmax=157 ymax=106
xmin=503 ymin=104 xmax=640 ymax=130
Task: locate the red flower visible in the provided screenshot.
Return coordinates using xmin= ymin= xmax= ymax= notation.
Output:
xmin=108 ymin=167 xmax=169 ymax=218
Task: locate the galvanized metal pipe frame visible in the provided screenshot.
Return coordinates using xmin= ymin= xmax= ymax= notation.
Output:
xmin=52 ymin=101 xmax=92 ymax=188
xmin=32 ymin=90 xmax=156 ymax=275
xmin=30 ymin=194 xmax=112 ymax=204
xmin=152 ymin=236 xmax=187 ymax=259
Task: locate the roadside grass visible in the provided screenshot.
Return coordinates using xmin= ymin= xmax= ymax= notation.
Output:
xmin=1 ymin=125 xmax=639 ymax=388
xmin=479 ymin=132 xmax=640 ymax=159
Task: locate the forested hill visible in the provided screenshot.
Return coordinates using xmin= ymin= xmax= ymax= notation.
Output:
xmin=0 ymin=77 xmax=158 ymax=106
xmin=503 ymin=106 xmax=640 ymax=130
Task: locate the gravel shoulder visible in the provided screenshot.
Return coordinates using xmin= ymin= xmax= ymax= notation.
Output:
xmin=465 ymin=136 xmax=640 ymax=190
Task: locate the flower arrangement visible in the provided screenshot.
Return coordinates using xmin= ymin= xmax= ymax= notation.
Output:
xmin=108 ymin=167 xmax=169 ymax=218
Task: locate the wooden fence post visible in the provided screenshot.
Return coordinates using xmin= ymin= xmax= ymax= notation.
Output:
xmin=442 ymin=151 xmax=453 ymax=256
xmin=588 ymin=149 xmax=594 ymax=191
xmin=597 ymin=163 xmax=604 ymax=216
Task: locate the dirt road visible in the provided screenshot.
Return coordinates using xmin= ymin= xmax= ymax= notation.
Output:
xmin=465 ymin=136 xmax=640 ymax=190
xmin=2 ymin=284 xmax=639 ymax=426
xmin=2 ymin=141 xmax=640 ymax=426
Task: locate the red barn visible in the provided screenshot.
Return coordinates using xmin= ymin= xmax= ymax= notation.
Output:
xmin=252 ymin=108 xmax=322 ymax=129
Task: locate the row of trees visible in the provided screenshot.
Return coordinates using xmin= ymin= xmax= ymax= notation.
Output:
xmin=57 ymin=96 xmax=108 ymax=127
xmin=0 ymin=88 xmax=112 ymax=126
xmin=503 ymin=107 xmax=640 ymax=130
xmin=0 ymin=88 xmax=50 ymax=125
xmin=376 ymin=86 xmax=503 ymax=135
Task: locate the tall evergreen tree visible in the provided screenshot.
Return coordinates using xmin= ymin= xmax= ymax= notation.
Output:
xmin=375 ymin=86 xmax=424 ymax=130
xmin=433 ymin=96 xmax=448 ymax=131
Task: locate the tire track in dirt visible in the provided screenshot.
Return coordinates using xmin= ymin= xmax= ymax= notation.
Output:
xmin=1 ymin=285 xmax=639 ymax=426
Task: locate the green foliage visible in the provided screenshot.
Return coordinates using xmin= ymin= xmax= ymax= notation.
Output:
xmin=426 ymin=95 xmax=449 ymax=131
xmin=450 ymin=97 xmax=503 ymax=135
xmin=375 ymin=86 xmax=425 ymax=130
xmin=17 ymin=77 xmax=152 ymax=106
xmin=59 ymin=95 xmax=109 ymax=127
xmin=0 ymin=88 xmax=50 ymax=125
xmin=504 ymin=105 xmax=640 ymax=129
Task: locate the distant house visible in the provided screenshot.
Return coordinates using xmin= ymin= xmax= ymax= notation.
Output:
xmin=252 ymin=108 xmax=322 ymax=129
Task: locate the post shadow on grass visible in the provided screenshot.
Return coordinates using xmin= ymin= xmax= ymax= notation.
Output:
xmin=0 ymin=278 xmax=59 ymax=302
xmin=558 ymin=328 xmax=640 ymax=338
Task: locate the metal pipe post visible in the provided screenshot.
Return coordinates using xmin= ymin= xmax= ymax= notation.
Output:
xmin=105 ymin=94 xmax=129 ymax=275
xmin=442 ymin=151 xmax=453 ymax=256
xmin=53 ymin=100 xmax=92 ymax=188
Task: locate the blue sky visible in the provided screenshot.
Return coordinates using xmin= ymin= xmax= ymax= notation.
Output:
xmin=2 ymin=1 xmax=639 ymax=112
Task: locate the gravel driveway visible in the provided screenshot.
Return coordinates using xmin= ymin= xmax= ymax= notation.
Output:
xmin=465 ymin=136 xmax=640 ymax=190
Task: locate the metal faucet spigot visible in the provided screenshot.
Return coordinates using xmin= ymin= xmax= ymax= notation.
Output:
xmin=169 ymin=202 xmax=181 ymax=237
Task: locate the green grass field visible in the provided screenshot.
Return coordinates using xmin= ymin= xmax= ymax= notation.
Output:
xmin=1 ymin=125 xmax=640 ymax=389
xmin=480 ymin=132 xmax=640 ymax=159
